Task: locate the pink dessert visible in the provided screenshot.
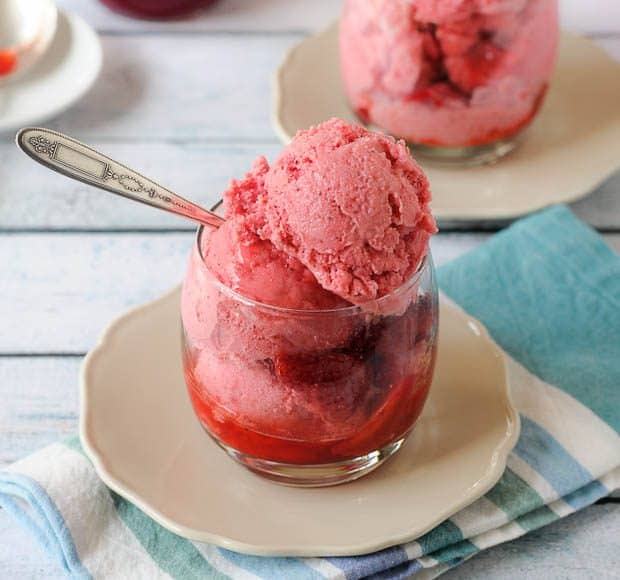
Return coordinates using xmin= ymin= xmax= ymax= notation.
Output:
xmin=181 ymin=119 xmax=438 ymax=469
xmin=340 ymin=0 xmax=558 ymax=148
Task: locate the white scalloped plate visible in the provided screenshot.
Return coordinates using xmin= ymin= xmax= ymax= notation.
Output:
xmin=273 ymin=24 xmax=620 ymax=221
xmin=0 ymin=11 xmax=101 ymax=133
xmin=80 ymin=287 xmax=519 ymax=557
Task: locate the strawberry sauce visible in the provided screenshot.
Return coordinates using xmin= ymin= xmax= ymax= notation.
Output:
xmin=185 ymin=353 xmax=435 ymax=464
xmin=183 ymin=297 xmax=438 ymax=465
xmin=0 ymin=51 xmax=17 ymax=77
xmin=99 ymin=0 xmax=216 ymax=19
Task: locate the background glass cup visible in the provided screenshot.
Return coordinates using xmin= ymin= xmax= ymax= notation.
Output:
xmin=340 ymin=0 xmax=559 ymax=165
xmin=181 ymin=226 xmax=439 ymax=487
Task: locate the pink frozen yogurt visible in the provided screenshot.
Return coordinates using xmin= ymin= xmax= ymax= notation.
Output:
xmin=340 ymin=0 xmax=558 ymax=147
xmin=181 ymin=119 xmax=438 ymax=467
xmin=222 ymin=118 xmax=436 ymax=304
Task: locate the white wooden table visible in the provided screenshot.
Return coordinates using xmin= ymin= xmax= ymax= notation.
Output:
xmin=1 ymin=1 xmax=618 ymax=577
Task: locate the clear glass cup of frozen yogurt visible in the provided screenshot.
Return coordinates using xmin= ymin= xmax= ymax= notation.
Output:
xmin=181 ymin=119 xmax=438 ymax=486
xmin=340 ymin=0 xmax=559 ymax=165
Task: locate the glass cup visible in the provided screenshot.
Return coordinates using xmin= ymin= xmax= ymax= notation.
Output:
xmin=340 ymin=0 xmax=559 ymax=165
xmin=181 ymin=226 xmax=439 ymax=486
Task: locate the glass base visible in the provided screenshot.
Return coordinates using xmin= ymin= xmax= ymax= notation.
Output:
xmin=209 ymin=433 xmax=408 ymax=487
xmin=407 ymin=137 xmax=519 ymax=167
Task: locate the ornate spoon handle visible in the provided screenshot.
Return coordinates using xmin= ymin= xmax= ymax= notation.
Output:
xmin=16 ymin=127 xmax=225 ymax=229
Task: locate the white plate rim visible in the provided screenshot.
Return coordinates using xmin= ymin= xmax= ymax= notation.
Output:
xmin=79 ymin=286 xmax=520 ymax=557
xmin=0 ymin=10 xmax=102 ymax=133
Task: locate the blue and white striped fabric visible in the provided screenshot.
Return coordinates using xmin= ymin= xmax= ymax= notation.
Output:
xmin=1 ymin=205 xmax=619 ymax=579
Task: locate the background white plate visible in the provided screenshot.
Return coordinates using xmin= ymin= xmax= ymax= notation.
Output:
xmin=80 ymin=287 xmax=519 ymax=557
xmin=0 ymin=11 xmax=102 ymax=133
xmin=273 ymin=24 xmax=620 ymax=221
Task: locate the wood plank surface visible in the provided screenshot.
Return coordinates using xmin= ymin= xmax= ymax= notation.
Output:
xmin=43 ymin=34 xmax=299 ymax=141
xmin=0 ymin=358 xmax=79 ymax=468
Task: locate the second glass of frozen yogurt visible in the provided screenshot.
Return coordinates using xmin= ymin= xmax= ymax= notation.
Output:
xmin=340 ymin=0 xmax=559 ymax=164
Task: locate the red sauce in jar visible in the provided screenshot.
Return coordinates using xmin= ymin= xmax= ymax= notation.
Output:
xmin=99 ymin=0 xmax=217 ymax=20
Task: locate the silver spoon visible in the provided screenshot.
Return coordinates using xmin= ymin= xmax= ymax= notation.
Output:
xmin=15 ymin=127 xmax=225 ymax=229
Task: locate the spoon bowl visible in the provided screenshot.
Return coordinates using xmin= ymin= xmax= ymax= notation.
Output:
xmin=0 ymin=0 xmax=58 ymax=83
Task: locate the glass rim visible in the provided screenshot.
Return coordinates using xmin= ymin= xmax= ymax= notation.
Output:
xmin=194 ymin=225 xmax=432 ymax=317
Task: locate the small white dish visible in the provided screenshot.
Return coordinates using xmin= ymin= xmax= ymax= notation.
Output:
xmin=273 ymin=24 xmax=620 ymax=222
xmin=0 ymin=0 xmax=58 ymax=83
xmin=0 ymin=10 xmax=102 ymax=133
xmin=80 ymin=287 xmax=519 ymax=557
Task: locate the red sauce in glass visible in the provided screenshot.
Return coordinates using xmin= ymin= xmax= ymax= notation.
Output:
xmin=0 ymin=51 xmax=17 ymax=76
xmin=185 ymin=349 xmax=436 ymax=465
xmin=402 ymin=85 xmax=549 ymax=147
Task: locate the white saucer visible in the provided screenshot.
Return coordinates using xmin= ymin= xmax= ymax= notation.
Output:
xmin=273 ymin=24 xmax=620 ymax=221
xmin=0 ymin=10 xmax=102 ymax=133
xmin=80 ymin=287 xmax=519 ymax=557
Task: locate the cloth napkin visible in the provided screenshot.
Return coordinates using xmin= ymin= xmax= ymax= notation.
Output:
xmin=1 ymin=205 xmax=619 ymax=580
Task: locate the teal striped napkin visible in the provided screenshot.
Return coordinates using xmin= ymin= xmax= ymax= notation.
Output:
xmin=1 ymin=205 xmax=619 ymax=579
